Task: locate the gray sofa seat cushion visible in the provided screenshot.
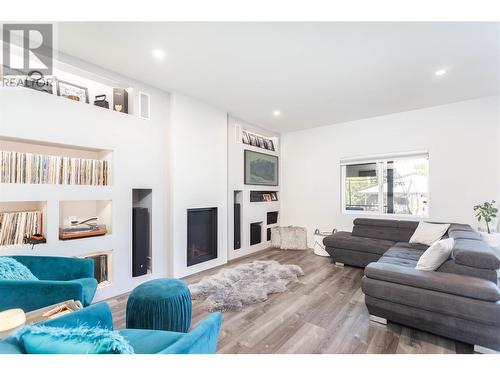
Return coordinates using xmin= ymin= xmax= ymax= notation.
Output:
xmin=452 ymin=238 xmax=500 ymax=270
xmin=364 ymin=262 xmax=500 ymax=302
xmin=362 ymin=277 xmax=500 ymax=327
xmin=323 ymin=231 xmax=394 ymax=255
xmin=382 ymin=247 xmax=426 ymax=262
xmin=351 ymin=218 xmax=418 ymax=243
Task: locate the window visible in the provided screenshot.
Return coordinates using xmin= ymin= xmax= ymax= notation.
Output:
xmin=341 ymin=152 xmax=429 ymax=217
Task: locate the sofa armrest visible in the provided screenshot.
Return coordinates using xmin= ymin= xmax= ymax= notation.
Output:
xmin=158 ymin=312 xmax=222 ymax=354
xmin=11 ymin=256 xmax=94 ymax=281
xmin=0 ymin=280 xmax=85 ymax=312
xmin=364 ymin=262 xmax=500 ymax=302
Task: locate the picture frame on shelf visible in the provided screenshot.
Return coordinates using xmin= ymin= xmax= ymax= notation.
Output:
xmin=263 ymin=193 xmax=272 ymax=202
xmin=248 ymin=133 xmax=258 ymax=147
xmin=266 ymin=139 xmax=275 ymax=151
xmin=56 ymin=79 xmax=89 ymax=103
xmin=242 ymin=131 xmax=250 ymax=144
xmin=271 ymin=192 xmax=278 ymax=201
xmin=257 ymin=136 xmax=266 ymax=149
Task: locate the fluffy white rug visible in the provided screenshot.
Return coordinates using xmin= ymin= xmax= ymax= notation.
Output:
xmin=189 ymin=260 xmax=305 ymax=312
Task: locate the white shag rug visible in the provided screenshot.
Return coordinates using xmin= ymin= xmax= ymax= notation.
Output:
xmin=189 ymin=260 xmax=304 ymax=312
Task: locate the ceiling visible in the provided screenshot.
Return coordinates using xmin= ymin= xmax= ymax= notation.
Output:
xmin=56 ymin=22 xmax=500 ymax=132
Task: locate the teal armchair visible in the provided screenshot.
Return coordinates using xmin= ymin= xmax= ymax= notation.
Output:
xmin=0 ymin=256 xmax=98 ymax=312
xmin=0 ymin=302 xmax=223 ymax=354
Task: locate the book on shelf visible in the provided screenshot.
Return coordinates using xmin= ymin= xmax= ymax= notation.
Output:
xmin=0 ymin=210 xmax=43 ymax=246
xmin=0 ymin=150 xmax=108 ymax=186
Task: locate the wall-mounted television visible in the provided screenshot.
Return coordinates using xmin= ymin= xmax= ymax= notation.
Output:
xmin=244 ymin=150 xmax=279 ymax=186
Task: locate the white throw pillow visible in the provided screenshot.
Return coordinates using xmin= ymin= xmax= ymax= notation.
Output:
xmin=416 ymin=238 xmax=455 ymax=271
xmin=409 ymin=222 xmax=450 ymax=246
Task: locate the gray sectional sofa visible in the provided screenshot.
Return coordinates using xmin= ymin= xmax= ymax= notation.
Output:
xmin=323 ymin=218 xmax=500 ymax=352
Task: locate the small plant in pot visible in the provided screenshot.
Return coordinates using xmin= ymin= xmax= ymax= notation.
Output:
xmin=473 ymin=200 xmax=499 ymax=248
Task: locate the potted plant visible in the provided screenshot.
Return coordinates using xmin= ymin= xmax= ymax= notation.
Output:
xmin=473 ymin=200 xmax=500 ymax=249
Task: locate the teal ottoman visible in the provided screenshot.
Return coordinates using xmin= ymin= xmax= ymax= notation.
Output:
xmin=126 ymin=279 xmax=192 ymax=333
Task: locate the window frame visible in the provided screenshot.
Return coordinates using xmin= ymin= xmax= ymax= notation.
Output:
xmin=340 ymin=151 xmax=430 ymax=219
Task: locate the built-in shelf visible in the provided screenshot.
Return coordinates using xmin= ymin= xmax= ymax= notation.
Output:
xmin=0 ymin=201 xmax=47 ymax=247
xmin=78 ymin=250 xmax=113 ymax=288
xmin=132 ymin=189 xmax=152 ymax=274
xmin=267 ymin=211 xmax=279 ymax=225
xmin=0 ymin=136 xmax=112 ymax=186
xmin=234 ymin=191 xmax=242 ymax=250
xmin=59 ymin=200 xmax=112 ymax=241
xmin=250 ymin=191 xmax=279 ymax=202
xmin=250 ymin=222 xmax=263 ymax=246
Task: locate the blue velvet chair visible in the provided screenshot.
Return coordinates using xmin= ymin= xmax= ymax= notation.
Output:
xmin=0 ymin=256 xmax=98 ymax=312
xmin=0 ymin=302 xmax=222 ymax=354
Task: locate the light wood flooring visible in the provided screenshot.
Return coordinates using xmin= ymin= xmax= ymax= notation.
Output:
xmin=106 ymin=248 xmax=473 ymax=354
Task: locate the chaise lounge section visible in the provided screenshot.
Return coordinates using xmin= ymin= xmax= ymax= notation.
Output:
xmin=323 ymin=218 xmax=500 ymax=352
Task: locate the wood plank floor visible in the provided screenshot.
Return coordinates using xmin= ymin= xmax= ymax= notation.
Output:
xmin=106 ymin=248 xmax=473 ymax=354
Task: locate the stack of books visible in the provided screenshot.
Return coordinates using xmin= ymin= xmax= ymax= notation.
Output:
xmin=0 ymin=210 xmax=43 ymax=246
xmin=0 ymin=151 xmax=109 ymax=186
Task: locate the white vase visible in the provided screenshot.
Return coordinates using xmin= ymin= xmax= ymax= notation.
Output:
xmin=480 ymin=231 xmax=500 ymax=250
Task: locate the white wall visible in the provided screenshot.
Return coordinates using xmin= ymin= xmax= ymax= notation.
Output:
xmin=169 ymin=94 xmax=228 ymax=278
xmin=280 ymin=96 xmax=500 ymax=245
xmin=0 ymin=82 xmax=170 ymax=301
xmin=227 ymin=117 xmax=280 ymax=260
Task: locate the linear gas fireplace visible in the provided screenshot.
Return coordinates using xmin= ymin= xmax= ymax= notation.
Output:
xmin=187 ymin=207 xmax=218 ymax=267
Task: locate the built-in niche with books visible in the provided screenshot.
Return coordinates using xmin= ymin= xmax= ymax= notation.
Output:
xmin=250 ymin=191 xmax=279 ymax=202
xmin=79 ymin=251 xmax=112 ymax=287
xmin=0 ymin=136 xmax=112 ymax=186
xmin=0 ymin=201 xmax=47 ymax=247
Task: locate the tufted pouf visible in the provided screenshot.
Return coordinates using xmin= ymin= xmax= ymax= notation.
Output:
xmin=126 ymin=279 xmax=192 ymax=333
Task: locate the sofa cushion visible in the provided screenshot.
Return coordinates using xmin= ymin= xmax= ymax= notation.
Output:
xmin=18 ymin=325 xmax=134 ymax=354
xmin=352 ymin=218 xmax=418 ymax=242
xmin=323 ymin=231 xmax=394 ymax=255
xmin=393 ymin=242 xmax=429 ymax=251
xmin=416 ymin=238 xmax=454 ymax=271
xmin=0 ymin=257 xmax=38 ymax=281
xmin=119 ymin=329 xmax=183 ymax=354
xmin=364 ymin=262 xmax=500 ymax=302
xmin=409 ymin=222 xmax=450 ymax=246
xmin=377 ymin=256 xmax=419 ymax=268
xmin=452 ymin=238 xmax=500 ymax=270
xmin=438 ymin=260 xmax=498 ymax=283
xmin=382 ymin=247 xmax=426 ymax=262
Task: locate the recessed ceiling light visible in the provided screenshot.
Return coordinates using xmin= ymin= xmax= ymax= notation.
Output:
xmin=273 ymin=110 xmax=281 ymax=117
xmin=152 ymin=48 xmax=166 ymax=61
xmin=434 ymin=69 xmax=447 ymax=76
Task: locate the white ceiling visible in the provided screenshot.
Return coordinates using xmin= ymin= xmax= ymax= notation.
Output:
xmin=56 ymin=22 xmax=500 ymax=132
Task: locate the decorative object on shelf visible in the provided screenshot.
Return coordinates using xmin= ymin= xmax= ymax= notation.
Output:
xmin=0 ymin=308 xmax=26 ymax=339
xmin=244 ymin=150 xmax=279 ymax=186
xmin=24 ymin=71 xmax=53 ymax=94
xmin=257 ymin=136 xmax=266 ymax=148
xmin=59 ymin=217 xmax=107 ymax=240
xmin=93 ymin=94 xmax=109 ymax=109
xmin=0 ymin=150 xmax=109 ymax=185
xmin=242 ymin=130 xmax=250 ymax=145
xmin=313 ymin=228 xmax=336 ymax=257
xmin=250 ymin=190 xmax=278 ymax=202
xmin=113 ymin=88 xmax=129 ymax=114
xmin=80 ymin=253 xmax=111 ymax=286
xmin=56 ymin=79 xmax=89 ymax=103
xmin=271 ymin=226 xmax=308 ymax=250
xmin=0 ymin=210 xmax=43 ymax=247
xmin=23 ymin=233 xmax=47 ymax=249
xmin=473 ymin=200 xmax=500 ymax=249
xmin=265 ymin=139 xmax=275 ymax=151
xmin=189 ymin=260 xmax=304 ymax=312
